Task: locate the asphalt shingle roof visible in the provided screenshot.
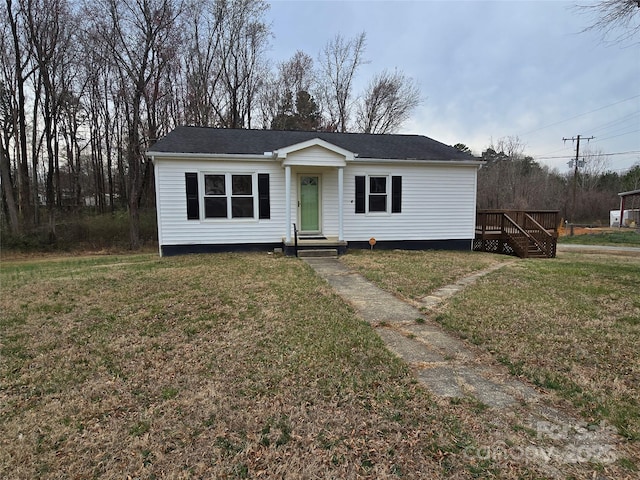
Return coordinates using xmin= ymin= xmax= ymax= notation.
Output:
xmin=149 ymin=126 xmax=477 ymax=162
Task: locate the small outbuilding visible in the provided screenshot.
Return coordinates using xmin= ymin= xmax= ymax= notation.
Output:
xmin=147 ymin=127 xmax=483 ymax=256
xmin=617 ymin=188 xmax=640 ymax=227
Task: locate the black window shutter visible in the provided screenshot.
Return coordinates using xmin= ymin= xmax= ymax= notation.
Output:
xmin=392 ymin=176 xmax=402 ymax=213
xmin=185 ymin=172 xmax=199 ymax=220
xmin=258 ymin=173 xmax=270 ymax=219
xmin=355 ymin=176 xmax=365 ymax=213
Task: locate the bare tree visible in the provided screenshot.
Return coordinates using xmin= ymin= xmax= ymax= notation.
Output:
xmin=355 ymin=69 xmax=421 ymax=134
xmin=0 ymin=78 xmax=21 ymax=234
xmin=23 ymin=0 xmax=79 ymax=240
xmin=279 ymin=50 xmax=315 ymax=98
xmin=478 ymin=136 xmax=556 ymax=210
xmin=212 ymin=0 xmax=270 ymax=128
xmin=576 ymin=0 xmax=640 ymax=44
xmin=80 ymin=44 xmax=109 ymax=213
xmin=577 ymin=147 xmax=610 ymax=191
xmin=88 ymin=0 xmax=182 ymax=248
xmin=260 ymin=50 xmax=317 ymax=129
xmin=318 ymin=32 xmax=367 ymax=133
xmin=0 ymin=14 xmax=22 ymax=234
xmin=183 ymin=0 xmax=223 ymax=126
xmin=4 ymin=0 xmax=33 ymax=231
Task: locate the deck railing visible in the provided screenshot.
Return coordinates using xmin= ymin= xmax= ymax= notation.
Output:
xmin=502 ymin=214 xmax=531 ymax=258
xmin=475 ymin=210 xmax=559 ymax=258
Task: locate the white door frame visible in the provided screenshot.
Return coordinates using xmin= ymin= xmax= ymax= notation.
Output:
xmin=297 ymin=173 xmax=322 ymax=235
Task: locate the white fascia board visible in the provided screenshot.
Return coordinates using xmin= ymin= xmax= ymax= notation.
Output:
xmin=146 ymin=151 xmax=276 ymax=162
xmin=275 ymin=138 xmax=355 ymax=161
xmin=350 ymin=157 xmax=485 ymax=168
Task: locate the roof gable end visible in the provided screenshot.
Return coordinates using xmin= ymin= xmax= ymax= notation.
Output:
xmin=277 ymin=138 xmax=354 ymax=160
xmin=277 ymin=138 xmax=353 ymax=167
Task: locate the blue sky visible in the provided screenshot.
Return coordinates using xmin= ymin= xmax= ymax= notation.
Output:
xmin=267 ymin=0 xmax=640 ymax=173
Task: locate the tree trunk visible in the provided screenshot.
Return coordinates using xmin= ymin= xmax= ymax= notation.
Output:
xmin=129 ymin=195 xmax=140 ymax=248
xmin=44 ymin=104 xmax=56 ymax=243
xmin=127 ymin=92 xmax=143 ymax=250
xmin=8 ymin=0 xmax=33 ymax=231
xmin=31 ymin=74 xmax=41 ymax=226
xmin=0 ymin=137 xmax=21 ymax=234
xmin=104 ymin=79 xmax=114 ymax=213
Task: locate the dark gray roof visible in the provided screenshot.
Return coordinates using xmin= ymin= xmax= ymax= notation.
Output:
xmin=149 ymin=126 xmax=478 ymax=161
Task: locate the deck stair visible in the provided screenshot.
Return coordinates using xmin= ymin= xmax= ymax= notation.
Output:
xmin=474 ymin=210 xmax=559 ymax=259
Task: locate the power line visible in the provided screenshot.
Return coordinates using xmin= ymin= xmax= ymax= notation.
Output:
xmin=587 ymin=111 xmax=640 ymax=136
xmin=519 ymin=94 xmax=640 ymax=137
xmin=592 ymin=128 xmax=640 ymax=143
xmin=535 ymin=150 xmax=640 ymax=160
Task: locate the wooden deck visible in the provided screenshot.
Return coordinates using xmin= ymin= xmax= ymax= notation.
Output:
xmin=474 ymin=210 xmax=559 ymax=258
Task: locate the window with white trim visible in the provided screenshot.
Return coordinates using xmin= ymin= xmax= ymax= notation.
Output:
xmin=368 ymin=176 xmax=388 ymax=212
xmin=203 ymin=173 xmax=255 ymax=219
xmin=355 ymin=175 xmax=401 ymax=214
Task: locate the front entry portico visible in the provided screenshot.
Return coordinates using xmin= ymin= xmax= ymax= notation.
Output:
xmin=279 ymin=139 xmax=351 ymax=244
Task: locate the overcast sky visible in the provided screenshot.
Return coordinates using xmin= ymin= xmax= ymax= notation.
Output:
xmin=266 ymin=0 xmax=639 ymax=174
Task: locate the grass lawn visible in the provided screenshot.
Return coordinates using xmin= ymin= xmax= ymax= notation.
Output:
xmin=442 ymin=253 xmax=639 ymax=440
xmin=558 ymin=229 xmax=640 ymax=247
xmin=344 ymin=250 xmax=640 ymax=456
xmin=0 ymin=252 xmax=539 ymax=479
xmin=1 ymin=251 xmax=638 ymax=478
xmin=341 ymin=249 xmax=512 ymax=299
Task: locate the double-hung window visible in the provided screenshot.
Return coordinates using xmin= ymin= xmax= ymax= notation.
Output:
xmin=355 ymin=175 xmax=401 ymax=214
xmin=204 ymin=174 xmax=228 ymax=218
xmin=230 ymin=174 xmax=254 ymax=218
xmin=200 ymin=173 xmax=258 ymax=219
xmin=368 ymin=176 xmax=388 ymax=212
xmin=185 ymin=172 xmax=270 ymax=220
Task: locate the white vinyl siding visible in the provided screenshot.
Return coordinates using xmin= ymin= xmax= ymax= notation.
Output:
xmin=155 ymin=159 xmax=284 ymax=246
xmin=154 ymin=157 xmax=478 ymax=249
xmin=282 ymin=145 xmax=347 ymax=167
xmin=344 ymin=164 xmax=478 ymax=241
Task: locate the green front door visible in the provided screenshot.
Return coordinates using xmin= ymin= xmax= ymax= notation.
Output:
xmin=300 ymin=175 xmax=320 ymax=232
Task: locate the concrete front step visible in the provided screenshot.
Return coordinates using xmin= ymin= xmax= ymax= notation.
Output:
xmin=297 ymin=248 xmax=339 ymax=258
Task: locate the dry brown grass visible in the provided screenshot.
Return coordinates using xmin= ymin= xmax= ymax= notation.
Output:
xmin=341 ymin=249 xmax=510 ymax=301
xmin=344 ymin=249 xmax=639 ymax=474
xmin=2 ymin=251 xmax=637 ymax=478
xmin=0 ymin=252 xmax=540 ymax=479
xmin=440 ymin=253 xmax=640 ymax=440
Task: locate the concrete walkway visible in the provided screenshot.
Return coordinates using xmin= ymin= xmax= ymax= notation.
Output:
xmin=303 ymin=256 xmax=620 ymax=470
xmin=304 ymin=257 xmax=536 ymax=408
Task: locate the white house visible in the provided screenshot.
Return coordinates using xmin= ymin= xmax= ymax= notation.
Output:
xmin=147 ymin=127 xmax=483 ymax=256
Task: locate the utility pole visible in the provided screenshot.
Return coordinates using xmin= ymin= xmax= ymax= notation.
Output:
xmin=562 ymin=134 xmax=594 ymax=224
